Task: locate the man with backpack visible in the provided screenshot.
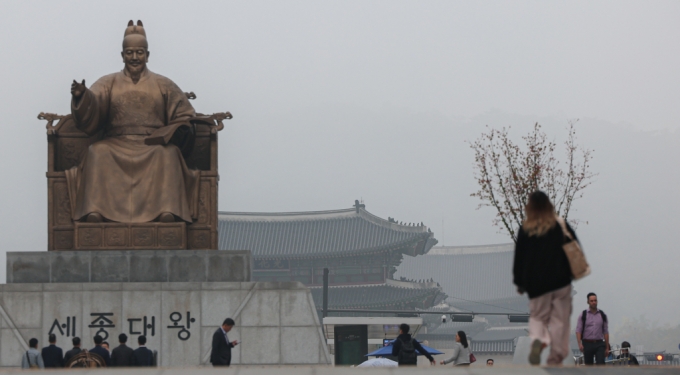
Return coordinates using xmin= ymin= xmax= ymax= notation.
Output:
xmin=575 ymin=292 xmax=609 ymax=365
xmin=391 ymin=323 xmax=435 ymax=366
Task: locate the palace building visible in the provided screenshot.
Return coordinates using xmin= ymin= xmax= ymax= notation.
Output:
xmin=217 ymin=201 xmax=446 ymax=312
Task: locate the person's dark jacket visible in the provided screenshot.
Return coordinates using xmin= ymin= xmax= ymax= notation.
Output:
xmin=63 ymin=347 xmax=82 ymax=366
xmin=131 ymin=347 xmax=154 ymax=367
xmin=210 ymin=327 xmax=234 ymax=366
xmin=89 ymin=345 xmax=111 ymax=366
xmin=41 ymin=344 xmax=64 ymax=368
xmin=111 ymin=344 xmax=134 ymax=367
xmin=513 ymin=220 xmax=576 ymax=299
xmin=391 ymin=333 xmax=434 ymax=365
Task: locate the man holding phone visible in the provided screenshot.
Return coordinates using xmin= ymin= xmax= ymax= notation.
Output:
xmin=211 ymin=318 xmax=239 ymax=367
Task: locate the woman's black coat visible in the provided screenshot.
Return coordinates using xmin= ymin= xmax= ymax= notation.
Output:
xmin=513 ymin=220 xmax=577 ymax=299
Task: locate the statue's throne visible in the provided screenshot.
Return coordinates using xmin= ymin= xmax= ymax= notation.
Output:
xmin=41 ymin=96 xmax=229 ymax=250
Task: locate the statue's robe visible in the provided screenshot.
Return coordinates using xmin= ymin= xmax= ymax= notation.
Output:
xmin=65 ymin=69 xmax=199 ymax=223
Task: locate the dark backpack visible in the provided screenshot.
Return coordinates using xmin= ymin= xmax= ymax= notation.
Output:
xmin=581 ymin=309 xmax=607 ymax=335
xmin=398 ymin=338 xmax=417 ymax=364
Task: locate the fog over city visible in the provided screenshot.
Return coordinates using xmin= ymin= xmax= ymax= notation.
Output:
xmin=1 ymin=0 xmax=679 ymax=338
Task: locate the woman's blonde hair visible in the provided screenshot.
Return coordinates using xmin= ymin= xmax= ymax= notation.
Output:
xmin=523 ymin=191 xmax=557 ymax=237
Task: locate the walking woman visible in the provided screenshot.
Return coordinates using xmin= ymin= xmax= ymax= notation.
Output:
xmin=513 ymin=191 xmax=577 ymax=366
xmin=439 ymin=331 xmax=470 ymax=367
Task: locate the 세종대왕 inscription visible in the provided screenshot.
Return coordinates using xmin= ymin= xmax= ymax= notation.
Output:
xmin=49 ymin=311 xmax=196 ymax=341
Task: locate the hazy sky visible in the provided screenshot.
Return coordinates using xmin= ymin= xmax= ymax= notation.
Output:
xmin=1 ymin=1 xmax=679 ymax=332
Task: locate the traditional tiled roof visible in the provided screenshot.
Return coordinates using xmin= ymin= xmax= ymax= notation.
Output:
xmin=420 ymin=337 xmax=516 ymax=354
xmin=218 ymin=203 xmax=437 ymax=258
xmin=450 ymin=296 xmax=529 ymax=315
xmin=471 ymin=326 xmax=528 ymax=341
xmin=422 ymin=321 xmax=488 ymax=336
xmin=471 ymin=340 xmax=516 ymax=353
xmin=309 ymin=280 xmax=446 ymax=310
xmin=394 ymin=245 xmax=518 ymax=302
xmin=420 ymin=327 xmax=526 ymax=354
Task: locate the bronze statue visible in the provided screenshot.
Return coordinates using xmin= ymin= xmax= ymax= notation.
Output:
xmin=41 ymin=20 xmax=230 ymax=250
xmin=67 ymin=20 xmax=200 ymax=224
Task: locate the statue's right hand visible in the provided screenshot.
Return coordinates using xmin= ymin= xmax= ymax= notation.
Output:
xmin=71 ymin=79 xmax=86 ymax=99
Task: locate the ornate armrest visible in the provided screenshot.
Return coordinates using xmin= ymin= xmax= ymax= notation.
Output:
xmin=184 ymin=91 xmax=232 ymax=133
xmin=39 ymin=112 xmax=71 ymax=135
xmin=194 ymin=112 xmax=232 ymax=133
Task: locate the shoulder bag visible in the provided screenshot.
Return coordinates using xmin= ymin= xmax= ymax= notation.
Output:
xmin=556 ymin=217 xmax=591 ymax=280
xmin=26 ymin=351 xmax=38 ymax=369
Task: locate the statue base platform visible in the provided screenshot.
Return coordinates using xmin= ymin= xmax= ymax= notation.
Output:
xmin=6 ymin=250 xmax=251 ymax=284
xmin=0 ymin=281 xmax=330 ymax=367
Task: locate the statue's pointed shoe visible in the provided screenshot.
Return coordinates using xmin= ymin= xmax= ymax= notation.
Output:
xmin=158 ymin=212 xmax=175 ymax=222
xmin=86 ymin=213 xmax=102 ymax=223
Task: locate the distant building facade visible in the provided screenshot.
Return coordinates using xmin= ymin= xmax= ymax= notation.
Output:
xmin=395 ymin=244 xmax=531 ymax=360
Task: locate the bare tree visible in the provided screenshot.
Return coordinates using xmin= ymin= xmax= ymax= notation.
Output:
xmin=469 ymin=121 xmax=595 ymax=243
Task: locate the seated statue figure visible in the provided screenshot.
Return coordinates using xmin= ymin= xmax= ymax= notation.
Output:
xmin=66 ymin=21 xmax=199 ymax=223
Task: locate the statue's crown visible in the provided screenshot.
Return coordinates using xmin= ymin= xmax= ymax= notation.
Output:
xmin=124 ymin=20 xmax=146 ymax=38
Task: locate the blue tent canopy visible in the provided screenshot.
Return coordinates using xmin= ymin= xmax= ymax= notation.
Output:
xmin=366 ymin=340 xmax=444 ymax=357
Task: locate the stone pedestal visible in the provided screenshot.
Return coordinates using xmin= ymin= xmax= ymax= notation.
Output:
xmin=3 ymin=250 xmax=330 ymax=367
xmin=0 ymin=281 xmax=330 ymax=367
xmin=6 ymin=250 xmax=251 ymax=284
xmin=74 ymin=222 xmax=187 ymax=250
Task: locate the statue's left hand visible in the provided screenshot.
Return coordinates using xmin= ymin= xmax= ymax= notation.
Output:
xmin=71 ymin=79 xmax=87 ymax=99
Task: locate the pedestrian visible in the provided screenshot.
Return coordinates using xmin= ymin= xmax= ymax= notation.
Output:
xmin=63 ymin=337 xmax=82 ymax=366
xmin=102 ymin=341 xmax=110 ymax=353
xmin=616 ymin=341 xmax=639 ymax=366
xmin=210 ymin=318 xmax=239 ymax=367
xmin=513 ymin=191 xmax=576 ymax=366
xmin=439 ymin=331 xmax=470 ymax=367
xmin=391 ymin=323 xmax=435 ymax=366
xmin=89 ymin=334 xmax=111 ymax=366
xmin=131 ymin=335 xmax=154 ymax=367
xmin=111 ymin=333 xmax=134 ymax=367
xmin=40 ymin=333 xmax=64 ymax=368
xmin=21 ymin=338 xmax=45 ymax=369
xmin=575 ymin=293 xmax=609 ymax=365
xmin=486 ymin=358 xmax=494 ymax=366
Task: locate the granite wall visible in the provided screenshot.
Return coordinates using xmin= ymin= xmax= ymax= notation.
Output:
xmin=0 ymin=281 xmax=330 ymax=367
xmin=6 ymin=250 xmax=251 ymax=283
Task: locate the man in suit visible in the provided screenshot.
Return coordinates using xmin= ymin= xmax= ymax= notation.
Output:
xmin=41 ymin=334 xmax=64 ymax=368
xmin=111 ymin=333 xmax=134 ymax=367
xmin=63 ymin=337 xmax=82 ymax=366
xmin=131 ymin=335 xmax=154 ymax=367
xmin=89 ymin=335 xmax=111 ymax=366
xmin=210 ymin=318 xmax=239 ymax=367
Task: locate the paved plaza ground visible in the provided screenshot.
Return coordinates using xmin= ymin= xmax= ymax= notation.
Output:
xmin=0 ymin=366 xmax=679 ymax=374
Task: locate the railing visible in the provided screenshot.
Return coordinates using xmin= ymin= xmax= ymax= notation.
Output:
xmin=572 ymin=349 xmax=680 ymax=366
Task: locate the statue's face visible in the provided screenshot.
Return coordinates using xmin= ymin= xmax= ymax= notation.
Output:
xmin=121 ymin=35 xmax=150 ymax=75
